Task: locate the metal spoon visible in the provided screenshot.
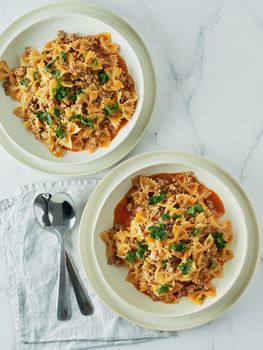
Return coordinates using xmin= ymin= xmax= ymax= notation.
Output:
xmin=47 ymin=192 xmax=76 ymax=320
xmin=33 ymin=194 xmax=93 ymax=317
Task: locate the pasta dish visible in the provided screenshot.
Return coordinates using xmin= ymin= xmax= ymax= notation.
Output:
xmin=101 ymin=172 xmax=234 ymax=304
xmin=0 ymin=31 xmax=137 ymax=157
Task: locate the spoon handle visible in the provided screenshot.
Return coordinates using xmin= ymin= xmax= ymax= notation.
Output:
xmin=66 ymin=252 xmax=94 ymax=315
xmin=57 ymin=238 xmax=69 ymax=320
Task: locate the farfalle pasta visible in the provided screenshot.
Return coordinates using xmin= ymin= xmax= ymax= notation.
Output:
xmin=101 ymin=172 xmax=234 ymax=304
xmin=0 ymin=31 xmax=137 ymax=157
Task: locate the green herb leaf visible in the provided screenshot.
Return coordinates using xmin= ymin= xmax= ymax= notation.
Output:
xmin=186 ymin=204 xmax=204 ymax=215
xmin=157 ymin=284 xmax=172 ymax=295
xmin=70 ymin=88 xmax=83 ymax=102
xmin=52 ymin=78 xmax=69 ymax=101
xmin=148 ymin=191 xmax=167 ymax=205
xmin=173 ymin=214 xmax=183 ymax=219
xmin=103 ymin=101 xmax=119 ymax=116
xmin=35 ymin=111 xmax=45 ymax=120
xmin=45 ymin=112 xmax=52 ymax=126
xmin=34 ymin=111 xmax=52 ymax=127
xmin=190 ymin=227 xmax=202 ymax=235
xmin=51 ymin=69 xmax=61 ymax=78
xmin=70 ymin=114 xmax=95 ymax=129
xmin=212 ymin=231 xmax=226 ymax=250
xmin=44 ymin=57 xmax=57 ymax=71
xmin=98 ymin=69 xmax=109 ymax=84
xmin=55 ymin=128 xmax=65 ymax=139
xmin=179 ymin=258 xmax=192 ymax=275
xmin=161 ymin=212 xmax=183 ymax=220
xmin=20 ymin=79 xmax=29 ymax=87
xmin=125 ymin=251 xmax=136 ymax=263
xmin=54 ymin=108 xmax=61 ymax=119
xmin=161 ymin=213 xmax=170 ymax=220
xmin=171 ymin=242 xmax=188 ymax=252
xmin=59 ymin=51 xmax=67 ymax=64
xmin=148 ymin=223 xmax=168 ymax=240
xmin=162 ymin=260 xmax=167 ymax=269
xmin=92 ymin=58 xmax=99 ymax=65
xmin=136 ymin=243 xmax=148 ymax=259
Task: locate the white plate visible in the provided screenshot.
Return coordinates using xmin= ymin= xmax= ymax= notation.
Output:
xmin=79 ymin=150 xmax=259 ymax=330
xmin=0 ymin=2 xmax=155 ymax=175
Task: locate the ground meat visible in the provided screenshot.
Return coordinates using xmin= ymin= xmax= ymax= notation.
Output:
xmin=69 ymin=62 xmax=87 ymax=76
xmin=14 ymin=66 xmax=27 ymax=77
xmin=107 ymin=255 xmax=116 ymax=265
xmin=57 ymin=30 xmax=66 ymax=41
xmin=84 ymin=137 xmax=98 ymax=152
xmin=65 ymin=33 xmax=78 ymax=43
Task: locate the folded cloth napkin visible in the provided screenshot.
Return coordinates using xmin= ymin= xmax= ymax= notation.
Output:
xmin=0 ymin=180 xmax=173 ymax=350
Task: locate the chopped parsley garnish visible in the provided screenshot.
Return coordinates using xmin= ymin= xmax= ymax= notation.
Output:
xmin=70 ymin=88 xmax=83 ymax=102
xmin=44 ymin=57 xmax=57 ymax=71
xmin=20 ymin=79 xmax=29 ymax=87
xmin=190 ymin=227 xmax=202 ymax=235
xmin=157 ymin=284 xmax=172 ymax=295
xmin=162 ymin=260 xmax=167 ymax=269
xmin=173 ymin=213 xmax=183 ymax=219
xmin=148 ymin=223 xmax=168 ymax=240
xmin=161 ymin=212 xmax=183 ymax=220
xmin=55 ymin=128 xmax=65 ymax=139
xmin=51 ymin=69 xmax=61 ymax=78
xmin=52 ymin=78 xmax=69 ymax=101
xmin=34 ymin=111 xmax=52 ymax=127
xmin=136 ymin=243 xmax=148 ymax=259
xmin=161 ymin=213 xmax=170 ymax=220
xmin=70 ymin=114 xmax=95 ymax=129
xmin=212 ymin=231 xmax=226 ymax=250
xmin=125 ymin=251 xmax=136 ymax=263
xmin=59 ymin=51 xmax=67 ymax=64
xmin=179 ymin=258 xmax=192 ymax=275
xmin=148 ymin=191 xmax=166 ymax=205
xmin=92 ymin=58 xmax=99 ymax=65
xmin=53 ymin=107 xmax=61 ymax=119
xmin=98 ymin=69 xmax=109 ymax=84
xmin=103 ymin=101 xmax=119 ymax=116
xmin=186 ymin=203 xmax=204 ymax=215
xmin=171 ymin=242 xmax=188 ymax=252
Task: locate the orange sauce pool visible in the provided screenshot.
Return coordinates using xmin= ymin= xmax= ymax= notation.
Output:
xmin=114 ymin=173 xmax=225 ymax=228
xmin=114 ymin=188 xmax=134 ymax=228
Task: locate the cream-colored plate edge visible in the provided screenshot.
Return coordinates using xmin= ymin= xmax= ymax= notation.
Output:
xmin=0 ymin=1 xmax=156 ymax=176
xmin=79 ymin=150 xmax=259 ymax=330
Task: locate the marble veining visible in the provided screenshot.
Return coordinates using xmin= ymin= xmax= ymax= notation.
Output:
xmin=240 ymin=128 xmax=263 ymax=181
xmin=0 ymin=0 xmax=263 ymax=349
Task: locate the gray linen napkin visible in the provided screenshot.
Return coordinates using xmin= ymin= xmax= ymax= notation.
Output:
xmin=0 ymin=180 xmax=173 ymax=350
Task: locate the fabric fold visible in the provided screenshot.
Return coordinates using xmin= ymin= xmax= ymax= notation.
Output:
xmin=0 ymin=180 xmax=173 ymax=350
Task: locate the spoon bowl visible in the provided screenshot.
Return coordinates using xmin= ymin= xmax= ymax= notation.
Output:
xmin=33 ymin=193 xmax=52 ymax=231
xmin=48 ymin=193 xmax=76 ymax=236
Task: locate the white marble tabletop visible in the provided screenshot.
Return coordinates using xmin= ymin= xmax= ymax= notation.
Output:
xmin=0 ymin=0 xmax=262 ymax=349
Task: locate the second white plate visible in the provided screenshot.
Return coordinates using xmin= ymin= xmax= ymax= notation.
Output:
xmin=79 ymin=150 xmax=259 ymax=330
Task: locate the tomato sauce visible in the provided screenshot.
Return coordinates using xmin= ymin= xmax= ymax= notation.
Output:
xmin=203 ymin=187 xmax=225 ymax=215
xmin=114 ymin=188 xmax=135 ymax=228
